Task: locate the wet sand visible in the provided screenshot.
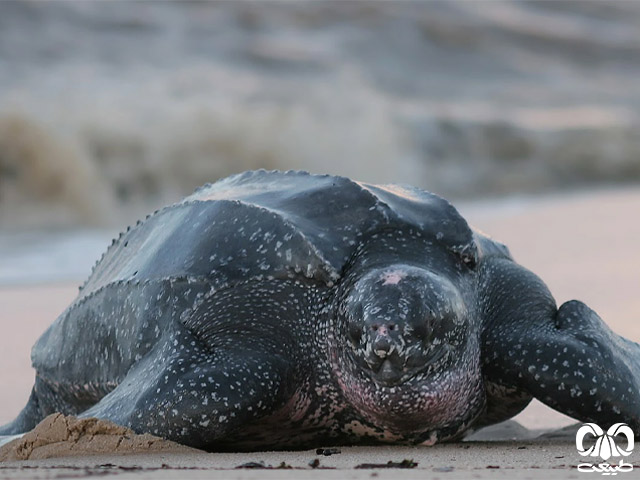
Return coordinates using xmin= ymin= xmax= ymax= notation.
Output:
xmin=0 ymin=188 xmax=639 ymax=477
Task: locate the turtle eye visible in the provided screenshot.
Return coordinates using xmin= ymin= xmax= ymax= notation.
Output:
xmin=457 ymin=244 xmax=478 ymax=269
xmin=461 ymin=252 xmax=476 ymax=269
xmin=348 ymin=323 xmax=363 ymax=346
xmin=410 ymin=322 xmax=428 ymax=341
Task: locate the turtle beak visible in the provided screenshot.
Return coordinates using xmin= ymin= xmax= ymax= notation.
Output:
xmin=373 ymin=332 xmax=395 ymax=359
xmin=365 ymin=329 xmax=406 ymax=385
xmin=366 ymin=325 xmax=397 ymax=363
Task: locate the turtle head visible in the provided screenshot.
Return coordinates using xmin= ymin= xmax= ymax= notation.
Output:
xmin=341 ymin=264 xmax=466 ymax=386
xmin=331 ymin=261 xmax=483 ymax=439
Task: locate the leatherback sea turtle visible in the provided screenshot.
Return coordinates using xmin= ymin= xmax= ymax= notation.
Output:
xmin=1 ymin=170 xmax=639 ymax=451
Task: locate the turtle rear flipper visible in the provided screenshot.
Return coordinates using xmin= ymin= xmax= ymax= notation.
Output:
xmin=479 ymin=258 xmax=640 ymax=434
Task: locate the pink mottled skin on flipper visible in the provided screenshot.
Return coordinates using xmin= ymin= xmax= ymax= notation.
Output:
xmin=381 ymin=270 xmax=407 ymax=286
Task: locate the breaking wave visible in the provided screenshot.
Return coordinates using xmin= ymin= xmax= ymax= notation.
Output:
xmin=1 ymin=1 xmax=640 ymax=228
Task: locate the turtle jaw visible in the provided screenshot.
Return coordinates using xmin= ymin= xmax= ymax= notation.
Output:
xmin=330 ymin=337 xmax=485 ymax=437
xmin=372 ymin=359 xmax=404 ymax=386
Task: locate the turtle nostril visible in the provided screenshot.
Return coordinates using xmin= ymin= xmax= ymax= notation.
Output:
xmin=388 ymin=324 xmax=395 ymax=331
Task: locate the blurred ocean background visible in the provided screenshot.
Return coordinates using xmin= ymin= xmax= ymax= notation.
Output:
xmin=1 ymin=0 xmax=640 ymax=284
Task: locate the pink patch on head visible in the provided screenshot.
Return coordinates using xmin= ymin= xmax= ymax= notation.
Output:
xmin=381 ymin=270 xmax=407 ymax=286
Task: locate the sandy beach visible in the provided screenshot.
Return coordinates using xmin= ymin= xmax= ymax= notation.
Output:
xmin=1 ymin=187 xmax=639 ymax=478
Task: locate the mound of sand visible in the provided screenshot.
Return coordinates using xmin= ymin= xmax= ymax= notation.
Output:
xmin=0 ymin=413 xmax=198 ymax=462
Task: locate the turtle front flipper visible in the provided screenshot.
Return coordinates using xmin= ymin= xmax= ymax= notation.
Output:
xmin=77 ymin=278 xmax=313 ymax=451
xmin=478 ymin=257 xmax=640 ymax=434
xmin=79 ymin=334 xmax=295 ymax=451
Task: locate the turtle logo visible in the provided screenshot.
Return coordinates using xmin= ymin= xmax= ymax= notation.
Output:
xmin=576 ymin=423 xmax=634 ymax=475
